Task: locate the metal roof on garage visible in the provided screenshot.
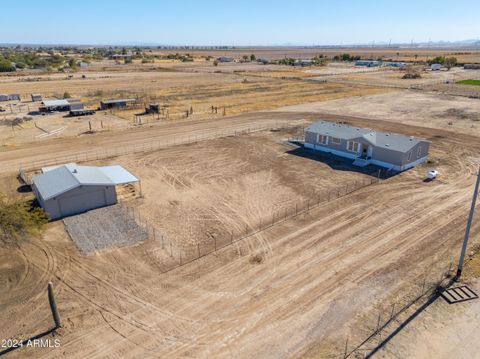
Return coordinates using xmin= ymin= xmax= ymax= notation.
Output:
xmin=33 ymin=163 xmax=138 ymax=200
xmin=99 ymin=165 xmax=139 ymax=184
xmin=42 ymin=99 xmax=70 ymax=107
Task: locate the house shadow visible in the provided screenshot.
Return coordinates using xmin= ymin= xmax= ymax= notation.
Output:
xmin=287 ymin=146 xmax=397 ymax=179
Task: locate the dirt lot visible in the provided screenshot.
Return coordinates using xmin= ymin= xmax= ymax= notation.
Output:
xmin=275 ymin=90 xmax=480 ymax=136
xmin=87 ymin=128 xmax=375 ymax=249
xmin=1 ymin=114 xmax=480 ymax=358
xmin=0 ymin=61 xmax=391 ymax=146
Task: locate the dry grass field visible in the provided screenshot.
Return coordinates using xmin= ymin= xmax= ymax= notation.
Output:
xmin=2 ymin=47 xmax=480 ymax=358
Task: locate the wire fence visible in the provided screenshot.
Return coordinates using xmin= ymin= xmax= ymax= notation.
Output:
xmin=18 ymin=121 xmax=295 ymax=178
xmin=124 ymin=175 xmax=381 ymax=273
xmin=338 ymin=261 xmax=453 ymax=359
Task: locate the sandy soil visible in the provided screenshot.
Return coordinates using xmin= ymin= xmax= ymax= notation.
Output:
xmin=274 ymin=90 xmax=480 ymax=136
xmin=1 ymin=114 xmax=480 ymax=358
xmin=88 ymin=128 xmax=374 ymax=248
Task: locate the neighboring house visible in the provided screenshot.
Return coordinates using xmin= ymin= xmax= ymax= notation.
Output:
xmin=79 ymin=62 xmax=89 ymax=68
xmin=32 ymin=163 xmax=139 ymax=219
xmin=218 ymin=56 xmax=234 ymax=62
xmin=355 ymin=60 xmax=382 ymax=67
xmin=304 ymin=121 xmax=430 ymax=171
xmin=431 ymin=63 xmax=442 ymax=71
xmin=294 ymin=59 xmax=314 ymax=67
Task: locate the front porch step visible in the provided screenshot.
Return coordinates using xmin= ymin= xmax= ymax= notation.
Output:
xmin=352 ymin=158 xmax=370 ymax=167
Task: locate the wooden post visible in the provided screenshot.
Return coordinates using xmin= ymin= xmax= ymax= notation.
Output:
xmin=343 ymin=338 xmax=348 ymax=359
xmin=48 ymin=282 xmax=61 ymax=328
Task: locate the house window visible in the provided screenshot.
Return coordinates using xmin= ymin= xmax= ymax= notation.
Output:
xmin=331 ymin=137 xmax=341 ymax=145
xmin=407 ymin=151 xmax=412 ymax=161
xmin=317 ymin=134 xmax=328 ymax=145
xmin=347 ymin=141 xmax=360 ymax=153
xmin=417 ymin=146 xmax=422 ymax=158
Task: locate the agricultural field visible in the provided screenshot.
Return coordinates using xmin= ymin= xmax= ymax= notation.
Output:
xmin=457 ymin=79 xmax=480 ymax=86
xmin=2 ymin=47 xmax=480 ymax=359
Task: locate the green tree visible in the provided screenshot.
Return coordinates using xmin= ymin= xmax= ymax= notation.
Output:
xmin=444 ymin=57 xmax=458 ymax=70
xmin=0 ymin=58 xmax=15 ymax=72
xmin=63 ymin=91 xmax=71 ymax=99
xmin=250 ymin=54 xmax=256 ymax=61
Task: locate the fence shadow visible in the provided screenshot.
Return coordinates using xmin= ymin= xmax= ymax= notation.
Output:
xmin=364 ymin=277 xmax=456 ymax=358
xmin=0 ymin=328 xmax=56 ymax=357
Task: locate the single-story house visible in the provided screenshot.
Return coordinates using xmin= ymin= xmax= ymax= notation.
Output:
xmin=304 ymin=121 xmax=430 ymax=171
xmin=100 ymin=98 xmax=137 ymax=110
xmin=32 ymin=163 xmax=139 ymax=219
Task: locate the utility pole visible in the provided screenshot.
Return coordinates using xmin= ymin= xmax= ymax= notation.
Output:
xmin=457 ymin=167 xmax=480 ymax=279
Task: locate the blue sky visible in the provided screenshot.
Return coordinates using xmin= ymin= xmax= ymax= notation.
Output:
xmin=2 ymin=0 xmax=479 ymax=45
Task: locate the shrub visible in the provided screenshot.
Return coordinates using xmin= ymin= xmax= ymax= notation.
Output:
xmin=0 ymin=194 xmax=47 ymax=244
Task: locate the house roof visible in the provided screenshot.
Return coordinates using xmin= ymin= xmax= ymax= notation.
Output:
xmin=42 ymin=99 xmax=70 ymax=107
xmin=33 ymin=163 xmax=138 ymax=200
xmin=305 ymin=121 xmax=428 ymax=153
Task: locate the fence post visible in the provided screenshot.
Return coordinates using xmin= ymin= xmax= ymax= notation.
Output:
xmin=197 ymin=243 xmax=200 ymax=257
xmin=343 ymin=337 xmax=349 ymax=359
xmin=48 ymin=282 xmax=61 ymax=329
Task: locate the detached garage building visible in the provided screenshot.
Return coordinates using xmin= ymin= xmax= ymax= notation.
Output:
xmin=32 ymin=163 xmax=139 ymax=219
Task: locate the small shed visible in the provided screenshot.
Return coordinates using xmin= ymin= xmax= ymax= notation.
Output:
xmin=41 ymin=99 xmax=71 ymax=112
xmin=31 ymin=93 xmax=42 ymax=102
xmin=145 ymin=103 xmax=160 ymax=114
xmin=431 ymin=63 xmax=442 ymax=71
xmin=32 ymin=163 xmax=139 ymax=219
xmin=0 ymin=94 xmax=8 ymax=102
xmin=100 ymin=98 xmax=137 ymax=110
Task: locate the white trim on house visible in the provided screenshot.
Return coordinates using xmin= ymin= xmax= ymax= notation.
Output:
xmin=347 ymin=141 xmax=361 ymax=153
xmin=317 ymin=134 xmax=328 ymax=145
xmin=305 ymin=143 xmax=358 ymax=159
xmin=304 ymin=142 xmax=428 ymax=171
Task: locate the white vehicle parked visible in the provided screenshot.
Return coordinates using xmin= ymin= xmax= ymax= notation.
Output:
xmin=427 ymin=170 xmax=438 ymax=180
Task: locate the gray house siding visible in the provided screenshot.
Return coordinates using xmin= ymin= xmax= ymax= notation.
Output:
xmin=40 ymin=185 xmax=117 ymax=219
xmin=304 ymin=129 xmax=430 ymax=171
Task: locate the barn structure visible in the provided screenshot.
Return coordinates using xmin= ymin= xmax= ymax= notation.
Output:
xmin=100 ymin=98 xmax=137 ymax=110
xmin=40 ymin=99 xmax=84 ymax=112
xmin=304 ymin=121 xmax=430 ymax=171
xmin=32 ymin=163 xmax=139 ymax=219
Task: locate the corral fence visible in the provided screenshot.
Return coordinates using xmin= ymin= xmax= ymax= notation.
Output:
xmin=18 ymin=121 xmax=296 ymax=178
xmin=128 ymin=175 xmax=381 ymax=272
